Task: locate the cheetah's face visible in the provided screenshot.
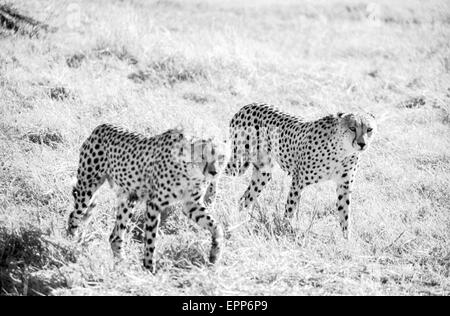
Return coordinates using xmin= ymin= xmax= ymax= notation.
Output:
xmin=190 ymin=139 xmax=227 ymax=182
xmin=340 ymin=113 xmax=377 ymax=153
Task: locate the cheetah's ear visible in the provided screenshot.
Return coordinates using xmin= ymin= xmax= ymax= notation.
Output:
xmin=337 ymin=112 xmax=345 ymax=118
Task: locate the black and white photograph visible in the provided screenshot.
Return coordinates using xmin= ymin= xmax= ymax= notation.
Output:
xmin=0 ymin=0 xmax=449 ymax=297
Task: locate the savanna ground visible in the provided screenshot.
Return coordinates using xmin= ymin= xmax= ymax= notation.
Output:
xmin=0 ymin=0 xmax=449 ymax=296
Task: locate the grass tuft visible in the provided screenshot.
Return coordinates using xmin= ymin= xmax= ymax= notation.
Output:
xmin=0 ymin=225 xmax=76 ymax=295
xmin=0 ymin=3 xmax=53 ymax=37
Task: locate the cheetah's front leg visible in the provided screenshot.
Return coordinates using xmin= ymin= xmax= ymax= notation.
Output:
xmin=143 ymin=200 xmax=161 ymax=273
xmin=335 ymin=160 xmax=358 ymax=239
xmin=336 ymin=182 xmax=352 ymax=239
xmin=182 ymin=195 xmax=224 ymax=264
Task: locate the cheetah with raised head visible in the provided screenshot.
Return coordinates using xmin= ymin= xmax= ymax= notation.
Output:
xmin=68 ymin=124 xmax=225 ymax=273
xmin=208 ymin=103 xmax=376 ymax=239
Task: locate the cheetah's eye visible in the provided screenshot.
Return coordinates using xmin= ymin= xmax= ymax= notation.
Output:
xmin=367 ymin=128 xmax=373 ymax=133
xmin=349 ymin=127 xmax=356 ymax=132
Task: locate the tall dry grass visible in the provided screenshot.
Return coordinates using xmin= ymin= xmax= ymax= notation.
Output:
xmin=0 ymin=0 xmax=449 ymax=295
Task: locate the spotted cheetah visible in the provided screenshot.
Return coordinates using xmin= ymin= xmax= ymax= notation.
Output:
xmin=208 ymin=103 xmax=376 ymax=239
xmin=68 ymin=124 xmax=225 ymax=273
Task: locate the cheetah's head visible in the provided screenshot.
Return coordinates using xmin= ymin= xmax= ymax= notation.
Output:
xmin=189 ymin=139 xmax=227 ymax=182
xmin=338 ymin=112 xmax=377 ymax=153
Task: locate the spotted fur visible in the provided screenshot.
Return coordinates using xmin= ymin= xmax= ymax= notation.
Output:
xmin=209 ymin=103 xmax=376 ymax=238
xmin=67 ymin=124 xmax=225 ymax=273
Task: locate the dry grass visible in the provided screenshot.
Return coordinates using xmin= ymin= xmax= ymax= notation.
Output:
xmin=0 ymin=0 xmax=449 ymax=296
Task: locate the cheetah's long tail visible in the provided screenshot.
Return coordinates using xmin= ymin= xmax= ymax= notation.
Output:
xmin=224 ymin=127 xmax=251 ymax=177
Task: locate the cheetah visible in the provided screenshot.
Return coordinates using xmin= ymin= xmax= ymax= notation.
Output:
xmin=67 ymin=124 xmax=225 ymax=273
xmin=208 ymin=103 xmax=376 ymax=239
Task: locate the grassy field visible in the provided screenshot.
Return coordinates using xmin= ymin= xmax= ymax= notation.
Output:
xmin=0 ymin=0 xmax=449 ymax=296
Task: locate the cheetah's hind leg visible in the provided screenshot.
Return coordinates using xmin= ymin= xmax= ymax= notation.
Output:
xmin=67 ymin=176 xmax=107 ymax=239
xmin=238 ymin=157 xmax=273 ymax=213
xmin=109 ymin=191 xmax=139 ymax=261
